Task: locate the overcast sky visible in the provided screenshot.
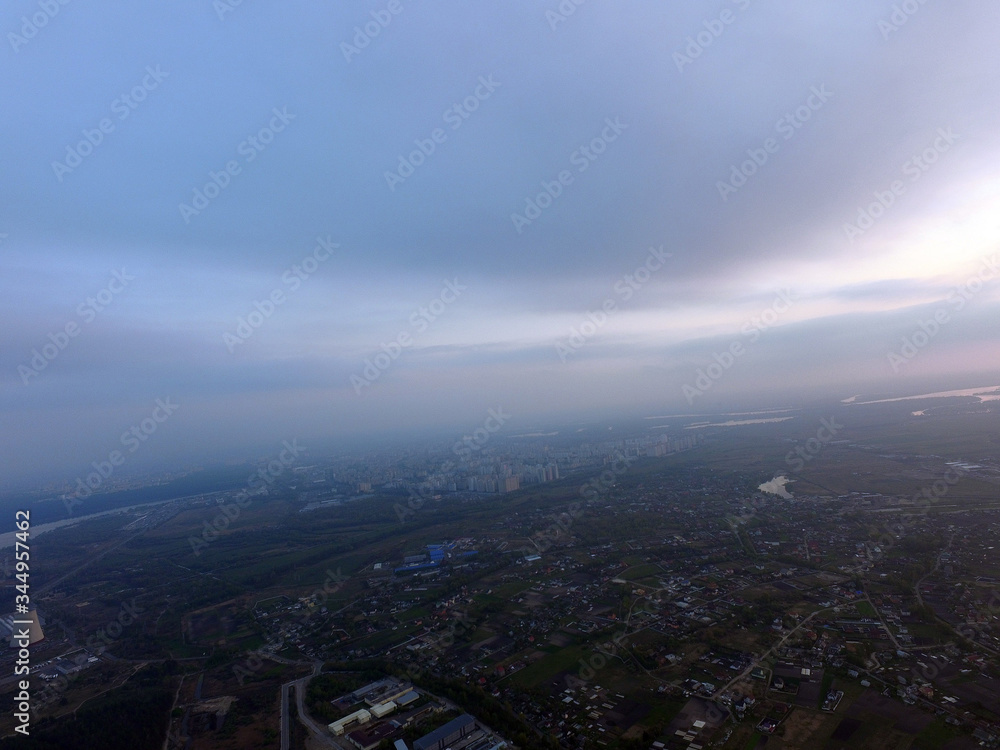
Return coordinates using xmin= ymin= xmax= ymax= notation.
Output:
xmin=2 ymin=1 xmax=999 ymax=489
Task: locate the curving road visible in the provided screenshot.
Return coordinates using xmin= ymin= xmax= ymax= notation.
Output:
xmin=280 ymin=661 xmax=347 ymax=750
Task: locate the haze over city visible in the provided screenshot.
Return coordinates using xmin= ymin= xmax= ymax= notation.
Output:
xmin=3 ymin=1 xmax=998 ymax=489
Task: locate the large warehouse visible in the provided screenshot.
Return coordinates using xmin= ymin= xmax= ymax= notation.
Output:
xmin=413 ymin=714 xmax=476 ymax=750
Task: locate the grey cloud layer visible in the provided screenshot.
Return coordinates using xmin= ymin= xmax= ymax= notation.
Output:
xmin=2 ymin=0 xmax=998 ymax=487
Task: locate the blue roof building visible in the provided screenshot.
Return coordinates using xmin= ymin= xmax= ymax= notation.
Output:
xmin=413 ymin=714 xmax=476 ymax=750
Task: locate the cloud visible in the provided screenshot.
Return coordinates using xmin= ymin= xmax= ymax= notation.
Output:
xmin=1 ymin=0 xmax=998 ymax=487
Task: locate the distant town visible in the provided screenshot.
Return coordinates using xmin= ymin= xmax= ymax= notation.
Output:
xmin=3 ymin=397 xmax=1000 ymax=748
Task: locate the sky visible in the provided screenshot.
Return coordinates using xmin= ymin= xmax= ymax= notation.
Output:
xmin=2 ymin=0 xmax=999 ymax=489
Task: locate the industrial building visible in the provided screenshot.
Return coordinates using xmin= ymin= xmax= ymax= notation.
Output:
xmin=413 ymin=714 xmax=476 ymax=750
xmin=370 ymin=700 xmax=396 ymax=718
xmin=346 ymin=721 xmax=397 ymax=749
xmin=350 ymin=679 xmax=395 ymax=701
xmin=329 ymin=708 xmax=371 ymax=735
xmin=396 ymin=690 xmax=419 ymax=707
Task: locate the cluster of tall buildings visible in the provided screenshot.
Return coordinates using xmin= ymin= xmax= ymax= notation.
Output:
xmin=463 ymin=462 xmax=558 ymax=494
xmin=338 ymin=432 xmax=702 ymax=500
xmin=534 ymin=462 xmax=560 ymax=482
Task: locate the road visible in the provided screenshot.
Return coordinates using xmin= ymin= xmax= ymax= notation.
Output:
xmin=715 ymin=604 xmax=841 ymax=698
xmin=860 ymin=582 xmax=904 ymax=652
xmin=915 ymin=533 xmax=954 ymax=608
xmin=279 ymin=681 xmax=292 ymax=750
xmin=281 ymin=661 xmax=346 ymax=750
